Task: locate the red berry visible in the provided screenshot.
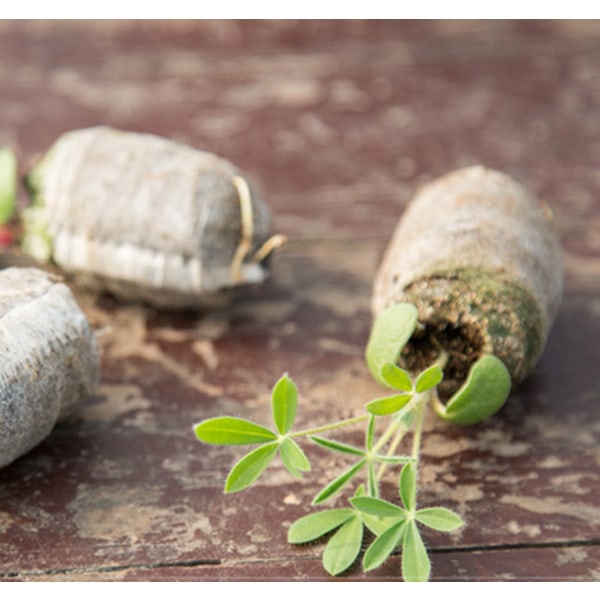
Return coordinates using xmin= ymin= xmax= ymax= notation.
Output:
xmin=0 ymin=225 xmax=13 ymax=248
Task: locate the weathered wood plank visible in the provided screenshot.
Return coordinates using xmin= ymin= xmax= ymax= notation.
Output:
xmin=0 ymin=20 xmax=599 ymax=581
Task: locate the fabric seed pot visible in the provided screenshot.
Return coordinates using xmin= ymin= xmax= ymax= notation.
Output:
xmin=372 ymin=166 xmax=563 ymax=400
xmin=0 ymin=267 xmax=99 ymax=468
xmin=23 ymin=126 xmax=283 ymax=308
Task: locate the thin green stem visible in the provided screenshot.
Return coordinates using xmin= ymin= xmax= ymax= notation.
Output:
xmin=375 ymin=349 xmax=448 ymax=475
xmin=410 ymin=392 xmax=432 ymax=500
xmin=411 ymin=400 xmax=426 ymax=460
xmin=431 ymin=345 xmax=450 ymax=371
xmin=376 ymin=419 xmax=409 ymax=479
xmin=408 ymin=348 xmax=447 ymax=468
xmin=291 ymin=414 xmax=369 ymax=438
xmin=431 ymin=390 xmax=447 ymax=417
xmin=372 ymin=420 xmax=397 ymax=453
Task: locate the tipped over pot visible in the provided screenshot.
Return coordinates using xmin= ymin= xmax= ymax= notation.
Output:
xmin=369 ymin=166 xmax=563 ymax=423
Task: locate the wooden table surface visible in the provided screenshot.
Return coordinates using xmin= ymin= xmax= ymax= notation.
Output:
xmin=0 ymin=20 xmax=599 ymax=582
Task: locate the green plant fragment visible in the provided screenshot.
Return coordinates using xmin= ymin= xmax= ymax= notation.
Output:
xmin=0 ymin=148 xmax=17 ymax=224
xmin=322 ymin=515 xmax=363 ymax=576
xmin=354 ymin=484 xmax=366 ymax=496
xmin=366 ymin=303 xmax=418 ymax=387
xmin=415 ymin=364 xmax=443 ymax=393
xmin=224 ymin=442 xmax=279 ymax=493
xmin=21 ymin=206 xmax=53 ymax=262
xmin=402 ymin=520 xmax=431 ymax=582
xmin=415 ymin=507 xmax=464 ymax=532
xmin=365 ymin=393 xmax=412 ymax=416
xmin=287 ymin=508 xmax=355 ymax=544
xmin=194 ymin=416 xmax=277 ymax=445
xmin=380 ymin=362 xmax=413 ymax=391
xmin=21 ymin=151 xmax=55 ymax=261
xmin=351 ymin=495 xmax=405 ymax=518
xmin=313 ymin=459 xmax=367 ymax=505
xmin=309 ymin=436 xmax=365 ymax=457
xmin=399 ymin=462 xmax=416 ymax=512
xmin=271 ymin=373 xmax=298 ymax=435
xmin=435 ymin=354 xmax=511 ymax=426
xmin=363 ymin=520 xmax=406 ymax=572
xmin=279 ymin=437 xmax=311 ymax=479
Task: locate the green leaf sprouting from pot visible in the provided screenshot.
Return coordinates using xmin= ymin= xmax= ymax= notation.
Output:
xmin=0 ymin=148 xmax=17 ymax=225
xmin=434 ymin=354 xmax=511 ymax=426
xmin=366 ymin=303 xmax=418 ymax=387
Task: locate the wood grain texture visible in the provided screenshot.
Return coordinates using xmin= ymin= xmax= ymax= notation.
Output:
xmin=0 ymin=20 xmax=598 ymax=581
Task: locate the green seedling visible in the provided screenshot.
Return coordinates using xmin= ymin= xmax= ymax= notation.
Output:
xmin=194 ymin=302 xmax=514 ymax=580
xmin=0 ymin=148 xmax=17 ymax=225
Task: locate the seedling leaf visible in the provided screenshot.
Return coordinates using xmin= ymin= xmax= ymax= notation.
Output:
xmin=415 ymin=507 xmax=464 ymax=532
xmin=0 ymin=148 xmax=17 ymax=224
xmin=435 ymin=354 xmax=511 ymax=426
xmin=354 ymin=484 xmax=366 ymax=497
xmin=313 ymin=459 xmax=367 ymax=505
xmin=288 ymin=508 xmax=354 ymax=544
xmin=195 ymin=416 xmax=277 ymax=445
xmin=271 ymin=374 xmax=298 ymax=435
xmin=190 ymin=310 xmax=477 ymax=580
xmin=363 ymin=520 xmax=406 ymax=572
xmin=351 ymin=495 xmax=405 ymax=519
xmin=354 ymin=483 xmax=403 ymax=537
xmin=381 ymin=362 xmax=413 ymax=392
xmin=361 ymin=513 xmax=400 ymax=537
xmin=323 ymin=515 xmax=363 ymax=576
xmin=280 ymin=437 xmax=311 ymax=479
xmin=224 ymin=442 xmax=279 ymax=493
xmin=309 ymin=436 xmax=365 ymax=457
xmin=365 ymin=393 xmax=412 ymax=416
xmin=415 ymin=364 xmax=443 ymax=393
xmin=366 ymin=303 xmax=418 ymax=387
xmin=399 ymin=462 xmax=417 ymax=512
xmin=402 ymin=520 xmax=431 ymax=582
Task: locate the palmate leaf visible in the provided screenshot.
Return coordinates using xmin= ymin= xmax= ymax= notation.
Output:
xmin=309 ymin=436 xmax=365 ymax=457
xmin=287 ymin=508 xmax=355 ymax=544
xmin=354 ymin=484 xmax=366 ymax=496
xmin=365 ymin=393 xmax=412 ymax=416
xmin=312 ymin=459 xmax=367 ymax=505
xmin=415 ymin=364 xmax=443 ymax=393
xmin=399 ymin=462 xmax=417 ymax=512
xmin=361 ymin=513 xmax=400 ymax=537
xmin=416 ymin=507 xmax=464 ymax=532
xmin=322 ymin=514 xmax=363 ymax=576
xmin=363 ymin=519 xmax=406 ymax=572
xmin=366 ymin=303 xmax=418 ymax=387
xmin=194 ymin=416 xmax=277 ymax=445
xmin=271 ymin=374 xmax=298 ymax=435
xmin=380 ymin=362 xmax=413 ymax=392
xmin=279 ymin=437 xmax=311 ymax=479
xmin=402 ymin=520 xmax=431 ymax=582
xmin=350 ymin=495 xmax=405 ymax=519
xmin=224 ymin=442 xmax=279 ymax=493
